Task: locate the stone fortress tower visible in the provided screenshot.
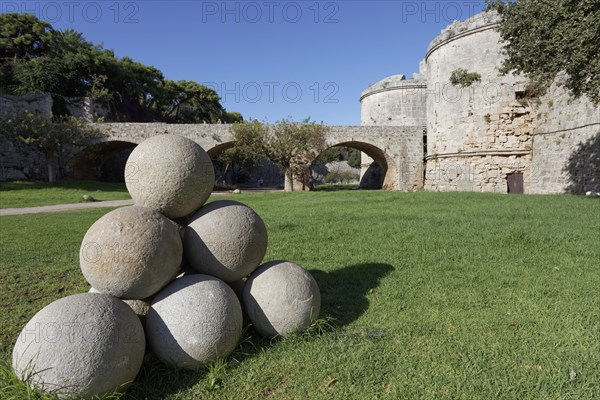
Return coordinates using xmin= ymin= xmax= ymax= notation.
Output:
xmin=361 ymin=11 xmax=599 ymax=194
xmin=359 ymin=74 xmax=427 ymax=188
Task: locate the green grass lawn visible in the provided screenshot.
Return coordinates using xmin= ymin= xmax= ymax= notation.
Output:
xmin=0 ymin=192 xmax=598 ymax=399
xmin=0 ymin=181 xmax=131 ymax=209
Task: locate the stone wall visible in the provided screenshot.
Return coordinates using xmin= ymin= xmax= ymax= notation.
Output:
xmin=528 ymin=78 xmax=600 ymax=194
xmin=0 ymin=135 xmax=48 ymax=181
xmin=0 ymin=93 xmax=53 ymax=119
xmin=0 ymin=94 xmax=53 ymax=180
xmin=65 ymin=97 xmax=110 ymax=122
xmin=312 ymin=161 xmax=360 ymax=185
xmin=0 ymin=93 xmax=108 ymax=122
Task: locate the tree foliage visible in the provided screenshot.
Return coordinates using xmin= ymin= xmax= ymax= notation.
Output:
xmin=324 ymin=170 xmax=360 ymax=184
xmin=486 ymin=0 xmax=600 ymax=103
xmin=449 ymin=68 xmax=481 ymax=87
xmin=0 ymin=13 xmax=52 ymax=61
xmin=0 ymin=13 xmax=242 ymax=121
xmin=230 ymin=119 xmax=329 ymax=191
xmin=213 ymin=146 xmax=261 ymax=186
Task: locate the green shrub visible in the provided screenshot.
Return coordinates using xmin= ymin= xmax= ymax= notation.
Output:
xmin=324 ymin=170 xmax=360 ymax=184
xmin=449 ymin=68 xmax=481 ymax=87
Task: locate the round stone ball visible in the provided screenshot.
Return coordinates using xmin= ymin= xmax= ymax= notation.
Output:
xmin=12 ymin=293 xmax=145 ymax=399
xmin=89 ymin=288 xmax=151 ymax=326
xmin=184 ymin=200 xmax=268 ymax=282
xmin=80 ymin=206 xmax=182 ymax=299
xmin=125 ymin=134 xmax=214 ymax=219
xmin=243 ymin=260 xmax=321 ymax=337
xmin=146 ymin=275 xmax=243 ymax=369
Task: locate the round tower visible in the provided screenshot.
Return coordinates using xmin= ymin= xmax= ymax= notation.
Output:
xmin=360 ymin=74 xmax=427 ymax=127
xmin=424 ymin=11 xmax=533 ymax=193
xmin=360 ymin=74 xmax=427 ymax=188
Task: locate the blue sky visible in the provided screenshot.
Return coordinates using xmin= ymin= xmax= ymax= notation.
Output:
xmin=2 ymin=1 xmax=487 ymax=124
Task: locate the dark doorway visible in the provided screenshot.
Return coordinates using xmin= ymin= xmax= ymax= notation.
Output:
xmin=507 ymin=173 xmax=524 ymax=194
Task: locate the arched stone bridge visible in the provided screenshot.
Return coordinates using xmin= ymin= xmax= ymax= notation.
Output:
xmin=69 ymin=123 xmax=424 ymax=190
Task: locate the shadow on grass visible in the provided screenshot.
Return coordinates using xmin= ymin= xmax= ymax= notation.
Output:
xmin=126 ymin=263 xmax=393 ymax=398
xmin=313 ymin=184 xmax=360 ymax=192
xmin=310 ymin=263 xmax=394 ymax=325
xmin=125 ymin=353 xmax=206 ymax=400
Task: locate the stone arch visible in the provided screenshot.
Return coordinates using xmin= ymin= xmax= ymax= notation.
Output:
xmin=206 ymin=141 xmax=236 ymax=158
xmin=312 ymin=140 xmax=397 ymax=190
xmin=67 ymin=140 xmax=137 ymax=182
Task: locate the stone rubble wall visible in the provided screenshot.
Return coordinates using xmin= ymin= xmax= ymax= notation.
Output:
xmin=0 ymin=93 xmax=53 ymax=119
xmin=0 ymin=94 xmax=52 ymax=180
xmin=0 ymin=134 xmax=48 ymax=181
xmin=311 ymin=161 xmax=360 ymax=185
xmin=65 ymin=97 xmax=110 ymax=122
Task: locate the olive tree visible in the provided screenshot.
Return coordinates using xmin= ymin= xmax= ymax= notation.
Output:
xmin=230 ymin=118 xmax=328 ymax=191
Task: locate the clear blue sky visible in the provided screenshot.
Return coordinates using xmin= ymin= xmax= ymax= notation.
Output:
xmin=3 ymin=1 xmax=487 ymax=124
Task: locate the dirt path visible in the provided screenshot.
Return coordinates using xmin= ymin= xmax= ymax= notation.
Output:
xmin=0 ymin=189 xmax=281 ymax=216
xmin=0 ymin=199 xmax=135 ymax=216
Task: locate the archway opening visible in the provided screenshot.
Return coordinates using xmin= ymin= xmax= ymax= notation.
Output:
xmin=67 ymin=141 xmax=137 ymax=182
xmin=311 ymin=141 xmax=394 ymax=190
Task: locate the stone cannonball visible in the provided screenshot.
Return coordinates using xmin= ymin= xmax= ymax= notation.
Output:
xmin=12 ymin=293 xmax=145 ymax=399
xmin=125 ymin=134 xmax=214 ymax=219
xmin=89 ymin=288 xmax=151 ymax=326
xmin=146 ymin=274 xmax=243 ymax=369
xmin=184 ymin=200 xmax=268 ymax=282
xmin=80 ymin=206 xmax=182 ymax=299
xmin=243 ymin=260 xmax=321 ymax=337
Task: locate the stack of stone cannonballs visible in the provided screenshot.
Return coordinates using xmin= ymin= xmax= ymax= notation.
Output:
xmin=12 ymin=134 xmax=321 ymax=399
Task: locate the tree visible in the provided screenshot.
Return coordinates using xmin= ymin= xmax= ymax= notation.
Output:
xmin=0 ymin=13 xmax=53 ymax=61
xmin=158 ymin=80 xmax=228 ymax=123
xmin=224 ymin=111 xmax=244 ymax=123
xmin=0 ymin=13 xmax=54 ymax=94
xmin=347 ymin=148 xmax=361 ymax=168
xmin=231 ymin=118 xmax=329 ymax=191
xmin=0 ymin=111 xmax=101 ymax=182
xmin=0 ymin=13 xmax=244 ymax=122
xmin=10 ymin=29 xmax=96 ymax=97
xmin=213 ymin=147 xmax=261 ymax=186
xmin=486 ymin=0 xmax=600 ymax=103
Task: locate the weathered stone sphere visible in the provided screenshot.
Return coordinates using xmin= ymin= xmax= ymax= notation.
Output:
xmin=12 ymin=293 xmax=145 ymax=399
xmin=89 ymin=287 xmax=151 ymax=326
xmin=243 ymin=260 xmax=321 ymax=337
xmin=184 ymin=200 xmax=268 ymax=282
xmin=125 ymin=134 xmax=214 ymax=219
xmin=146 ymin=275 xmax=243 ymax=369
xmin=80 ymin=206 xmax=182 ymax=299
xmin=228 ymin=278 xmax=250 ymax=325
